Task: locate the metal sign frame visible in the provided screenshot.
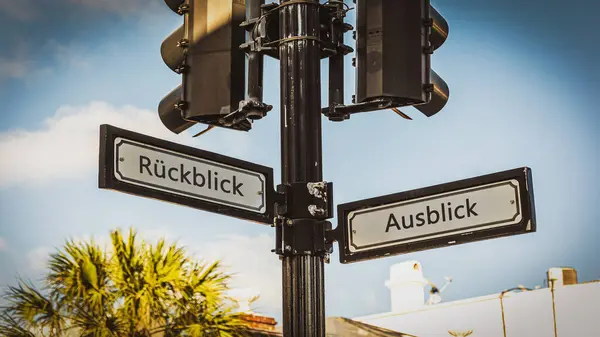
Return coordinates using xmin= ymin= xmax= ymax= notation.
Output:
xmin=337 ymin=167 xmax=536 ymax=264
xmin=99 ymin=124 xmax=275 ymax=224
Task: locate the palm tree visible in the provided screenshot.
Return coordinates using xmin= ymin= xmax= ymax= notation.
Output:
xmin=0 ymin=228 xmax=249 ymax=337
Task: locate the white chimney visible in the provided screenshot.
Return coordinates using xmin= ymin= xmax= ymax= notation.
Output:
xmin=385 ymin=260 xmax=428 ymax=313
xmin=548 ymin=267 xmax=578 ymax=287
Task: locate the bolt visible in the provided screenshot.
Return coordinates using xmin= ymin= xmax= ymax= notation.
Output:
xmin=510 ymin=200 xmax=515 ymax=204
xmin=307 ymin=182 xmax=326 ymax=198
xmin=308 ymin=205 xmax=325 ymax=217
xmin=285 ymin=245 xmax=291 ymax=251
xmin=352 ymin=230 xmax=356 ymax=234
xmin=119 ymin=157 xmax=125 ymax=162
xmin=286 ymin=219 xmax=293 ymax=226
xmin=177 ymin=39 xmax=189 ymax=48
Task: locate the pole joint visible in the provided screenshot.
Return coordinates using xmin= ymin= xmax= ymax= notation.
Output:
xmin=240 ymin=1 xmax=354 ymax=60
xmin=272 ymin=181 xmax=334 ymax=259
xmin=273 ymin=217 xmax=333 ymax=259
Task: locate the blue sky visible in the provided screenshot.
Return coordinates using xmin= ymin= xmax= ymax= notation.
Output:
xmin=0 ymin=0 xmax=599 ymax=322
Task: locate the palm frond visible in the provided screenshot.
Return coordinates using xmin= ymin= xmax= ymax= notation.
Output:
xmin=2 ymin=280 xmax=65 ymax=336
xmin=2 ymin=228 xmax=253 ymax=337
xmin=0 ymin=311 xmax=36 ymax=337
xmin=69 ymin=302 xmax=125 ymax=337
xmin=110 ymin=229 xmax=146 ymax=321
xmin=47 ymin=239 xmax=113 ymax=317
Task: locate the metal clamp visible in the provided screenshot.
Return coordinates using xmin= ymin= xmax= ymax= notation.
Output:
xmin=276 ymin=181 xmax=333 ymax=220
xmin=218 ymin=99 xmax=273 ymax=128
xmin=272 ymin=218 xmax=334 ymax=258
xmin=239 ymin=3 xmax=280 ymax=59
xmin=239 ymin=2 xmax=354 ymax=60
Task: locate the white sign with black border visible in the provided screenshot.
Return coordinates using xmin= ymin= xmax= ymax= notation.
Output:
xmin=99 ymin=124 xmax=275 ymax=224
xmin=336 ymin=167 xmax=536 ymax=264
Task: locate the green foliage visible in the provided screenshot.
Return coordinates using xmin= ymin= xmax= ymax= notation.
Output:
xmin=0 ymin=228 xmax=250 ymax=337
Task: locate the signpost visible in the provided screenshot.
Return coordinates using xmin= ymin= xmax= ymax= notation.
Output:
xmin=99 ymin=124 xmax=274 ymax=224
xmin=337 ymin=167 xmax=536 ymax=264
xmin=95 ymin=1 xmax=540 ymax=335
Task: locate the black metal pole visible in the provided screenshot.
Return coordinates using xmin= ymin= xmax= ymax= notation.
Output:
xmin=279 ymin=0 xmax=325 ymax=335
xmin=247 ymin=0 xmax=263 ymax=103
xmin=329 ymin=1 xmax=344 ymax=110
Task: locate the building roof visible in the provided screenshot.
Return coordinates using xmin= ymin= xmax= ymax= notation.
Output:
xmin=246 ymin=328 xmax=282 ymax=337
xmin=356 ymin=279 xmax=600 ymax=322
xmin=245 ymin=317 xmax=416 ymax=336
xmin=326 ymin=317 xmax=417 ymax=336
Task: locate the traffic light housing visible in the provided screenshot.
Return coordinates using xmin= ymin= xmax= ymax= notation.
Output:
xmin=159 ymin=0 xmax=248 ymax=134
xmin=355 ymin=0 xmax=449 ymax=117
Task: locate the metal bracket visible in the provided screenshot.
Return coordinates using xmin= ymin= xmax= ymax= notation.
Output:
xmin=239 ymin=2 xmax=354 ymax=60
xmin=218 ymin=99 xmax=273 ymax=128
xmin=275 ymin=181 xmax=333 ymax=220
xmin=322 ymin=97 xmax=426 ymax=122
xmin=239 ymin=3 xmax=280 ymax=59
xmin=272 ymin=218 xmax=334 ymax=258
xmin=324 ymin=224 xmax=341 ymax=245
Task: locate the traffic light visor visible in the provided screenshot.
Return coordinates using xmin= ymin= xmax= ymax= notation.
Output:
xmin=158 ymin=85 xmax=195 ymax=134
xmin=415 ymin=70 xmax=449 ymax=117
xmin=164 ymin=0 xmax=184 ymax=13
xmin=430 ymin=6 xmax=449 ymax=51
xmin=161 ymin=25 xmax=185 ymax=72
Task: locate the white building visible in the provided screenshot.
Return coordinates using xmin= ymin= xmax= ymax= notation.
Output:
xmin=354 ymin=261 xmax=599 ymax=337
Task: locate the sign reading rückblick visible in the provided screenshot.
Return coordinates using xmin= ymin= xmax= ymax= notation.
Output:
xmin=337 ymin=167 xmax=536 ymax=264
xmin=99 ymin=124 xmax=275 ymax=224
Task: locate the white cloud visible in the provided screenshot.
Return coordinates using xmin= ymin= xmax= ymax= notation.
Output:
xmin=0 ymin=102 xmax=162 ymax=187
xmin=189 ymin=233 xmax=281 ymax=316
xmin=27 ymin=246 xmax=54 ymax=272
xmin=0 ymin=236 xmax=7 ymax=251
xmin=0 ymin=101 xmax=253 ymax=188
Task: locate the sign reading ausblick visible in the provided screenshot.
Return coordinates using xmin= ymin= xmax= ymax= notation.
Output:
xmin=337 ymin=167 xmax=536 ymax=264
xmin=99 ymin=125 xmax=274 ymax=224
